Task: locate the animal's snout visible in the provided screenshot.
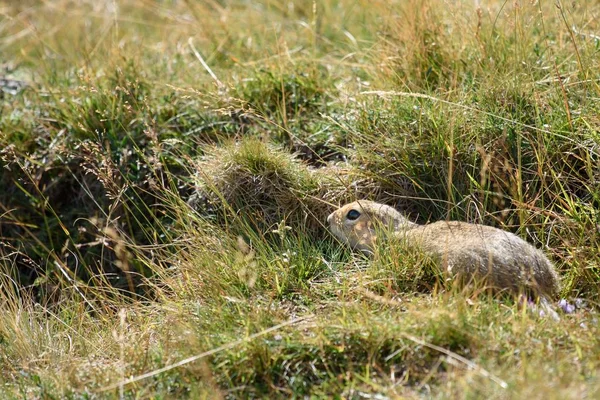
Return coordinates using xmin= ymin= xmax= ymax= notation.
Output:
xmin=326 ymin=213 xmax=334 ymax=225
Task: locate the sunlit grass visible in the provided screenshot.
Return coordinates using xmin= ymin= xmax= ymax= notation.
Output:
xmin=1 ymin=0 xmax=599 ymax=398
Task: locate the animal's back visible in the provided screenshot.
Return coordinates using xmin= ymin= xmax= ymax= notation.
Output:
xmin=400 ymin=221 xmax=560 ymax=297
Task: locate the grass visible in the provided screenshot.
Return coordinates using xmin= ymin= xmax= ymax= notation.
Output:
xmin=1 ymin=0 xmax=600 ymax=398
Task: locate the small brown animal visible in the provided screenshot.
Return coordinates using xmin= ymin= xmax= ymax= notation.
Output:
xmin=327 ymin=200 xmax=560 ymax=299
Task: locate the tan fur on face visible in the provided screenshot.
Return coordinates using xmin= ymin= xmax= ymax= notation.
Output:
xmin=327 ymin=200 xmax=560 ymax=298
xmin=326 ymin=200 xmax=416 ymax=252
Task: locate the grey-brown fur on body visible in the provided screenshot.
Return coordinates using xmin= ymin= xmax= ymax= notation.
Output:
xmin=327 ymin=200 xmax=560 ymax=298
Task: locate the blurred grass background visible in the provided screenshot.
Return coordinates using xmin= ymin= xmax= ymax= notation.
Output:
xmin=1 ymin=0 xmax=599 ymax=398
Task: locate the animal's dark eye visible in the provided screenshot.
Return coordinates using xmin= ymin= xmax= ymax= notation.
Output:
xmin=346 ymin=209 xmax=361 ymax=221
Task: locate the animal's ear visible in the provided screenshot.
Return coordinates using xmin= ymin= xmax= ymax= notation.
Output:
xmin=374 ymin=213 xmax=394 ymax=230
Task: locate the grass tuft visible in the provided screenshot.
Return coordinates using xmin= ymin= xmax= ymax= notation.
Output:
xmin=1 ymin=0 xmax=600 ymax=397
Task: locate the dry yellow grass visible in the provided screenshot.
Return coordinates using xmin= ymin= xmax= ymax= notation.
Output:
xmin=1 ymin=0 xmax=599 ymax=398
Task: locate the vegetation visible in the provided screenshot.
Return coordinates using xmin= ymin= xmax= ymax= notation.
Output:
xmin=1 ymin=0 xmax=599 ymax=397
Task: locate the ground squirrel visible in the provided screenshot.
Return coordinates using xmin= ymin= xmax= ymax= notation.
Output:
xmin=327 ymin=200 xmax=561 ymax=299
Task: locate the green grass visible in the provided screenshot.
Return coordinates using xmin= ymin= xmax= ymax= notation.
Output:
xmin=1 ymin=0 xmax=600 ymax=398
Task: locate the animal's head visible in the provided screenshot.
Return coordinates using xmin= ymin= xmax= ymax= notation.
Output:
xmin=326 ymin=200 xmax=415 ymax=252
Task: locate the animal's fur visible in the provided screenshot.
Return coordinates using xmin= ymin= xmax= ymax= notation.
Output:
xmin=327 ymin=200 xmax=561 ymax=298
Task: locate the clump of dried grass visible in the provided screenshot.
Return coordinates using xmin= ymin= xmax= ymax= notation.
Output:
xmin=189 ymin=139 xmax=395 ymax=237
